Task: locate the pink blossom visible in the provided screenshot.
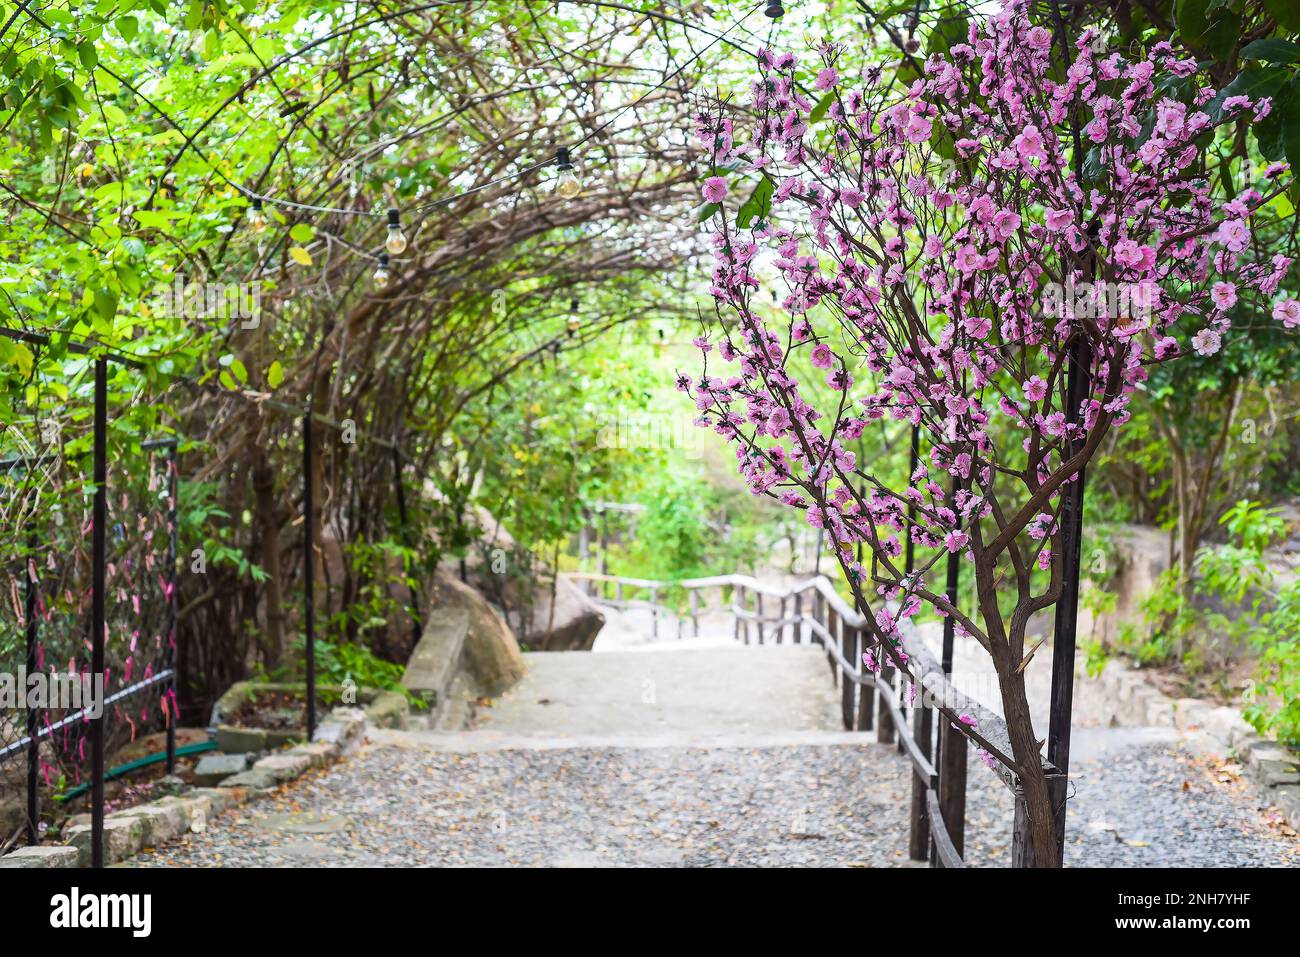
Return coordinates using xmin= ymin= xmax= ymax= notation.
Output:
xmin=810 ymin=343 xmax=834 ymax=368
xmin=904 ymin=112 xmax=933 ymax=144
xmin=702 ymin=176 xmax=728 ymax=204
xmin=814 ymin=67 xmax=839 ymax=90
xmin=1044 ymin=208 xmax=1073 ymax=232
xmin=1023 ymin=376 xmax=1048 ymax=402
xmin=1273 ymin=299 xmax=1300 ymax=329
xmin=1210 ymin=281 xmax=1237 ymax=311
xmin=1191 ymin=328 xmax=1222 ymax=356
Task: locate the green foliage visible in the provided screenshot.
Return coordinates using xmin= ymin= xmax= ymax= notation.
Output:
xmin=1116 ymin=500 xmax=1300 ymax=742
xmin=1217 ymin=499 xmax=1287 ymax=552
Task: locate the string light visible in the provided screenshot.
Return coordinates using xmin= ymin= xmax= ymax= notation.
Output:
xmin=247 ymin=198 xmax=268 ymax=234
xmin=568 ymin=297 xmax=580 ymax=337
xmin=554 ymin=147 xmax=582 ymax=199
xmin=385 ymin=208 xmax=408 ymax=255
xmin=220 ymin=6 xmax=763 ymax=264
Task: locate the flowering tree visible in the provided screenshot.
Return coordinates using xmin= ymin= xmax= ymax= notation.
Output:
xmin=687 ymin=0 xmax=1294 ymax=865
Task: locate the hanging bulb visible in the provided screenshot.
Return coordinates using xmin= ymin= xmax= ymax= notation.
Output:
xmin=554 ymin=147 xmax=581 ymax=199
xmin=374 ymin=252 xmax=391 ymax=289
xmin=247 ymin=197 xmax=268 ymax=234
xmin=385 ymin=207 xmax=408 ymax=255
xmin=764 ymin=0 xmax=784 ymax=18
xmin=568 ymin=316 xmax=580 ymax=337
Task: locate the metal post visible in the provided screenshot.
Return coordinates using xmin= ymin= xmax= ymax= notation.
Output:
xmin=856 ymin=628 xmax=874 ymax=731
xmin=778 ymin=597 xmax=787 ymax=644
xmin=792 ymin=592 xmax=802 ymax=644
xmin=165 ymin=442 xmax=178 ymax=775
xmin=905 ymin=423 xmax=919 ymax=578
xmin=303 ymin=404 xmax=316 ymax=741
xmin=91 ymin=357 xmax=107 ymax=868
xmin=650 ymin=587 xmax=659 ymax=640
xmin=937 ymin=715 xmax=967 ymax=861
xmin=876 ymin=660 xmax=895 ymax=745
xmin=840 ymin=623 xmax=854 ymax=730
xmin=734 ymin=586 xmax=743 ymax=643
xmin=25 ymin=530 xmax=38 ymax=844
xmin=599 ymin=508 xmax=608 ymax=577
xmin=826 ymin=608 xmax=838 ymax=686
xmin=1047 ymin=334 xmax=1092 ymax=863
xmin=755 ymin=592 xmax=764 ymax=645
xmin=908 ymin=703 xmax=932 ymax=860
xmin=690 ymin=589 xmax=699 ymax=638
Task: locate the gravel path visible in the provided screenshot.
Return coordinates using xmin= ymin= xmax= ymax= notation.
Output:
xmin=133 ymin=738 xmax=923 ymax=868
xmin=127 ymin=609 xmax=1298 ymax=868
xmin=132 ymin=727 xmax=1297 ymax=868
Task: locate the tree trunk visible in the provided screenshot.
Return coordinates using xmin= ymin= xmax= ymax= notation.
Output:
xmin=251 ymin=443 xmax=287 ymax=669
xmin=1001 ymin=667 xmax=1061 ymax=867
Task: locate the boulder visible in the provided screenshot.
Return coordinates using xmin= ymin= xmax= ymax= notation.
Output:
xmin=456 ymin=507 xmax=605 ymax=652
xmin=427 ymin=567 xmax=525 ymax=695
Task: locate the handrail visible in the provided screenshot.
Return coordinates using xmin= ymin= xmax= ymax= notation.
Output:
xmin=569 ymin=569 xmax=1055 ymax=782
xmin=569 ymin=567 xmax=1069 ymax=868
xmin=927 ymin=791 xmax=966 ymax=868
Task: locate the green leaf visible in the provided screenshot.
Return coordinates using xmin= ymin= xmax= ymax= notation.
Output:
xmin=1240 ymin=38 xmax=1300 ymax=64
xmin=810 ymin=91 xmax=835 ymax=125
xmin=266 ymin=360 xmax=283 ymax=388
xmin=1280 ymin=79 xmax=1300 ymax=180
xmin=697 ymin=201 xmax=720 ymax=223
xmin=736 ymin=174 xmax=775 ymax=230
xmin=78 ymin=41 xmax=98 ymax=71
xmin=1206 ymin=67 xmax=1290 ymax=120
xmin=289 ymin=223 xmax=315 ymax=243
xmin=1178 ymin=0 xmax=1242 ymax=59
xmin=1265 ymin=0 xmax=1300 ymax=32
xmin=117 ymin=15 xmax=138 ymax=41
xmin=93 ymin=287 xmax=117 ymax=320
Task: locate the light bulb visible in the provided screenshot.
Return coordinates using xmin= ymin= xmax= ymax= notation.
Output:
xmin=374 ymin=252 xmax=391 ymax=289
xmin=568 ymin=317 xmax=580 ymax=337
xmin=556 ymin=169 xmax=582 ymax=199
xmin=247 ymin=198 xmax=268 ymax=234
xmin=554 ymin=147 xmax=581 ymax=199
xmin=385 ymin=207 xmax=408 ymax=255
xmin=764 ymin=0 xmax=784 ymax=18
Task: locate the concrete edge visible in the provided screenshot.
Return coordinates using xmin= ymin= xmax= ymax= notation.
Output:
xmin=0 ymin=708 xmax=370 ymax=869
xmin=1080 ymin=656 xmax=1300 ymax=832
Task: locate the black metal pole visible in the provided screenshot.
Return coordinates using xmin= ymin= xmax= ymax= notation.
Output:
xmin=904 ymin=423 xmax=919 ymax=578
xmin=165 ymin=442 xmax=178 ymax=774
xmin=303 ymin=404 xmax=316 ymax=740
xmin=25 ymin=530 xmax=38 ymax=845
xmin=91 ymin=357 xmax=107 ymax=868
xmin=942 ymin=474 xmax=961 ymax=677
xmin=1046 ymin=335 xmax=1092 ymax=863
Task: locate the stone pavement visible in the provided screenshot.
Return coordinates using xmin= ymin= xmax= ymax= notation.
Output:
xmin=131 ymin=627 xmax=1299 ymax=868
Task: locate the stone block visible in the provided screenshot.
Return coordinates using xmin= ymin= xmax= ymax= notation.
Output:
xmin=366 ymin=690 xmax=410 ymax=730
xmin=1254 ymin=759 xmax=1300 ymax=788
xmin=0 ymin=845 xmax=79 ymax=868
xmin=286 ymin=742 xmax=336 ymax=768
xmin=194 ymin=752 xmax=249 ymax=786
xmin=253 ymin=752 xmax=311 ymax=782
xmin=218 ymin=767 xmax=280 ymax=791
xmin=65 ymin=816 xmax=144 ymax=866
